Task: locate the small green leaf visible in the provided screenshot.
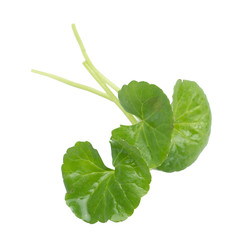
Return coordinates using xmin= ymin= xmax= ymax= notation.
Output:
xmin=112 ymin=81 xmax=173 ymax=168
xmin=62 ymin=140 xmax=151 ymax=223
xmin=157 ymin=79 xmax=211 ymax=172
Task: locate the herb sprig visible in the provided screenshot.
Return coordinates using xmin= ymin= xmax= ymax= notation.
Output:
xmin=32 ymin=24 xmax=211 ymax=223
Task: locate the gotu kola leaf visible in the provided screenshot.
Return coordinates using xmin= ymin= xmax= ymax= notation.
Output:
xmin=34 ymin=24 xmax=212 ymax=224
xmin=157 ymin=79 xmax=211 ymax=172
xmin=112 ymin=81 xmax=173 ymax=169
xmin=62 ymin=140 xmax=151 ymax=223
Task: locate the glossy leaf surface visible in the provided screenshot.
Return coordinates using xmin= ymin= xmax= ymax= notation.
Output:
xmin=62 ymin=140 xmax=151 ymax=223
xmin=112 ymin=81 xmax=173 ymax=168
xmin=157 ymin=80 xmax=211 ymax=172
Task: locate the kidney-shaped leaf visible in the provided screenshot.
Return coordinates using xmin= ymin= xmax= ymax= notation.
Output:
xmin=112 ymin=81 xmax=173 ymax=168
xmin=62 ymin=140 xmax=151 ymax=223
xmin=157 ymin=79 xmax=211 ymax=172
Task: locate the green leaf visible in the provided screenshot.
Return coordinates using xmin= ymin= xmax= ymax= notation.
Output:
xmin=112 ymin=81 xmax=173 ymax=168
xmin=157 ymin=79 xmax=211 ymax=172
xmin=62 ymin=140 xmax=151 ymax=223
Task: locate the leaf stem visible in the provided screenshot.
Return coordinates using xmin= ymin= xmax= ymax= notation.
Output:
xmin=72 ymin=24 xmax=137 ymax=124
xmin=32 ymin=25 xmax=138 ymax=125
xmin=31 ymin=69 xmax=112 ymax=101
xmin=96 ymin=71 xmax=120 ymax=92
xmin=83 ymin=62 xmax=137 ymax=124
xmin=72 ymin=24 xmax=120 ymax=92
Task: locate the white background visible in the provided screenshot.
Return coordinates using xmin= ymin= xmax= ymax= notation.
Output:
xmin=1 ymin=0 xmax=240 ymax=239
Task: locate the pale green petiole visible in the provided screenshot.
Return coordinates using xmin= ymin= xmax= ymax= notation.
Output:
xmin=71 ymin=24 xmax=120 ymax=92
xmin=71 ymin=24 xmax=137 ymax=124
xmin=32 ymin=24 xmax=137 ymax=125
xmin=31 ymin=69 xmax=112 ymax=101
xmin=83 ymin=61 xmax=137 ymax=124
